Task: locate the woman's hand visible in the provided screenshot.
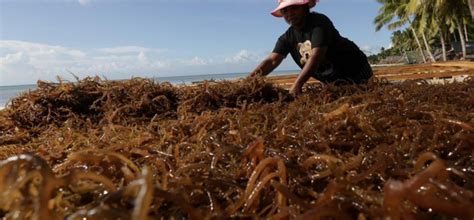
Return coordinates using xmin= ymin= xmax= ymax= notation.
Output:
xmin=289 ymin=84 xmax=302 ymax=97
xmin=248 ymin=53 xmax=285 ymax=78
xmin=249 ymin=69 xmax=262 ymax=77
xmin=289 ymin=47 xmax=327 ymax=97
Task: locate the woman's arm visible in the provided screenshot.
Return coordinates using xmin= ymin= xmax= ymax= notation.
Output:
xmin=249 ymin=53 xmax=285 ymax=77
xmin=290 ymin=47 xmax=327 ymax=96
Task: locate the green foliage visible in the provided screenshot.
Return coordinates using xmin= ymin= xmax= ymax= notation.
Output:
xmin=368 ymin=29 xmax=416 ymax=64
xmin=374 ymin=0 xmax=473 ymax=61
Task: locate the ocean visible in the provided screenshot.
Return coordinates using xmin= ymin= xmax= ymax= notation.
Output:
xmin=0 ymin=84 xmax=38 ymax=109
xmin=0 ymin=70 xmax=298 ymax=109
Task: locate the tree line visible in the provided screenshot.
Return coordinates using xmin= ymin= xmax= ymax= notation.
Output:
xmin=369 ymin=0 xmax=473 ymax=64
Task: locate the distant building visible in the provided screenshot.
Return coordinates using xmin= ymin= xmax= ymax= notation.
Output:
xmin=452 ymin=41 xmax=474 ymax=54
xmin=379 ymin=55 xmax=406 ymax=64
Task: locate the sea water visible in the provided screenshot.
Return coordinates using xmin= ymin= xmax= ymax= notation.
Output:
xmin=0 ymin=70 xmax=298 ymax=109
xmin=0 ymin=84 xmax=38 ymax=109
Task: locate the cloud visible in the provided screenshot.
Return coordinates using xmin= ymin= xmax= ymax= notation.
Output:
xmin=1 ymin=41 xmax=86 ymax=58
xmin=78 ymin=0 xmax=92 ymax=5
xmin=0 ymin=52 xmax=41 ymax=86
xmin=224 ymin=50 xmax=264 ymax=64
xmin=0 ymin=40 xmax=271 ymax=86
xmin=0 ymin=40 xmax=171 ymax=85
xmin=97 ymin=46 xmax=166 ymax=54
xmin=137 ymin=51 xmax=148 ymax=64
xmin=0 ymin=52 xmax=26 ymax=66
xmin=181 ymin=56 xmax=212 ymax=66
xmin=360 ymin=45 xmax=381 ymax=55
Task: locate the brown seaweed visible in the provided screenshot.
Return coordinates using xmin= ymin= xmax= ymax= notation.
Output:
xmin=0 ymin=76 xmax=473 ymax=219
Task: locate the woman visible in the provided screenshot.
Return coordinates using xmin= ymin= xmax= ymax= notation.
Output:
xmin=250 ymin=0 xmax=373 ymax=96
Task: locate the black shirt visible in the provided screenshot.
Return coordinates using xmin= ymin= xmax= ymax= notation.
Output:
xmin=273 ymin=12 xmax=371 ymax=83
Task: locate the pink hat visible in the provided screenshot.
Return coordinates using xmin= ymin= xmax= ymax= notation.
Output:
xmin=271 ymin=0 xmax=318 ymax=17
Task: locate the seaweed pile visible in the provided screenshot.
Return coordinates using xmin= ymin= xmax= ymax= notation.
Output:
xmin=0 ymin=76 xmax=473 ymax=219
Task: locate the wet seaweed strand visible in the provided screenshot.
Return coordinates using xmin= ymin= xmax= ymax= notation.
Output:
xmin=0 ymin=76 xmax=473 ymax=219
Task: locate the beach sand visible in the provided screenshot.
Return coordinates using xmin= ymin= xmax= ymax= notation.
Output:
xmin=266 ymin=61 xmax=474 ymax=88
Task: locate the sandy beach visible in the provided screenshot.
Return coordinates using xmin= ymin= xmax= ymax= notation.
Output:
xmin=266 ymin=61 xmax=474 ymax=88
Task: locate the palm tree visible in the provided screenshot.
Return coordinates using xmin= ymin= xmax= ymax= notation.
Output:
xmin=392 ymin=30 xmax=417 ymax=52
xmin=439 ymin=0 xmax=470 ymax=59
xmin=403 ymin=0 xmax=442 ymax=61
xmin=391 ymin=29 xmax=419 ymax=62
xmin=432 ymin=18 xmax=449 ymax=61
xmin=374 ymin=0 xmax=427 ymax=63
xmin=464 ymin=19 xmax=470 ymax=41
xmin=406 ymin=0 xmax=438 ymax=62
xmin=438 ymin=25 xmax=448 ymax=61
xmin=416 ymin=16 xmax=436 ymax=62
xmin=469 ymin=0 xmax=474 ymax=20
xmin=408 ymin=0 xmax=471 ymax=60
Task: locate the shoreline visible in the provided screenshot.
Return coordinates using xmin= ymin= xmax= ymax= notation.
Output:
xmin=266 ymin=61 xmax=474 ymax=88
xmin=1 ymin=61 xmax=473 ymax=108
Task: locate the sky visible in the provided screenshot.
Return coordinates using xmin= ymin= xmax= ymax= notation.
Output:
xmin=0 ymin=0 xmax=392 ymax=86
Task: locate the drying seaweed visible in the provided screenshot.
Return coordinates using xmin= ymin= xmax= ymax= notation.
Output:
xmin=0 ymin=76 xmax=473 ymax=219
xmin=178 ymin=77 xmax=292 ymax=117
